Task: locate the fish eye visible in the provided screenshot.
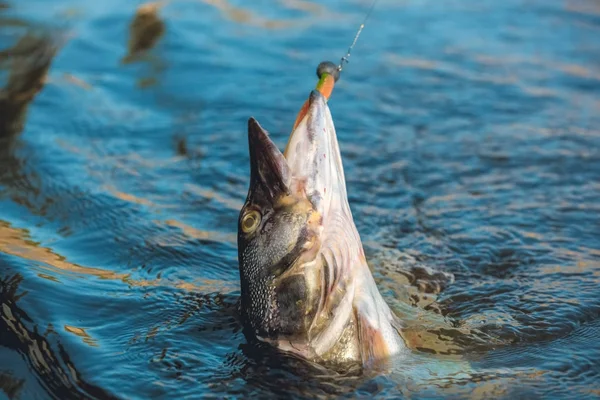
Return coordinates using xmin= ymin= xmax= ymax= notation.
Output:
xmin=241 ymin=210 xmax=261 ymax=234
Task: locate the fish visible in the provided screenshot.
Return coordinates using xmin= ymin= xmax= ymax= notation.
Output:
xmin=237 ymin=89 xmax=406 ymax=367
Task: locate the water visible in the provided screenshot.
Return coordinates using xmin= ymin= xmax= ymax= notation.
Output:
xmin=1 ymin=0 xmax=599 ymax=398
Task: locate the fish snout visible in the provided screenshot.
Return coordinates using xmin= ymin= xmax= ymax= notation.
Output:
xmin=247 ymin=117 xmax=292 ymax=202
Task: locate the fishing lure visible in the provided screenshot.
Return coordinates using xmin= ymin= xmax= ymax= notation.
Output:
xmin=291 ymin=61 xmax=339 ymax=131
xmin=291 ymin=0 xmax=379 ymax=131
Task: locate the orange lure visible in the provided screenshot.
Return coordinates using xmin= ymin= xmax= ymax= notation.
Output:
xmin=291 ymin=61 xmax=340 ymax=131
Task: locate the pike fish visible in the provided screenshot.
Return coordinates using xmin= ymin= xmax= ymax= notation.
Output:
xmin=237 ymin=89 xmax=406 ymax=367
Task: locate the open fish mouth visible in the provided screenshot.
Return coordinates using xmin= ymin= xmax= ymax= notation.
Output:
xmin=283 ymin=89 xmax=348 ymax=218
xmin=247 ymin=89 xmax=346 ymax=218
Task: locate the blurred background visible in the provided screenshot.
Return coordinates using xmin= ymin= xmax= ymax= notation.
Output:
xmin=0 ymin=0 xmax=599 ymax=398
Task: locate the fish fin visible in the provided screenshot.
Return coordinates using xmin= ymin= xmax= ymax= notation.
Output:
xmin=355 ymin=306 xmax=393 ymax=365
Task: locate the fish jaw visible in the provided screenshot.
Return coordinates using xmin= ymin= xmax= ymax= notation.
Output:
xmin=247 ymin=117 xmax=292 ymax=203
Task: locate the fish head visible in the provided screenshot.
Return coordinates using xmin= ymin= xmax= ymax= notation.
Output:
xmin=239 ymin=90 xmax=406 ymax=364
xmin=238 ymin=90 xmax=348 ymax=342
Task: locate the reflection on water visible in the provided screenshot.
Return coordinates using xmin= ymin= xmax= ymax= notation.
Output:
xmin=0 ymin=274 xmax=117 ymax=399
xmin=0 ymin=0 xmax=599 ymax=398
xmin=201 ymin=0 xmax=298 ymax=29
xmin=122 ymin=2 xmax=165 ymax=64
xmin=0 ymin=33 xmax=58 ymax=136
xmin=121 ymin=1 xmax=166 ymax=89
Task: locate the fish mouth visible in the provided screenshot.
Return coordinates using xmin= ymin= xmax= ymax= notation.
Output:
xmin=247 ymin=117 xmax=291 ymax=202
xmin=248 ymin=89 xmax=346 ymax=214
xmin=283 ymin=90 xmax=347 ymax=217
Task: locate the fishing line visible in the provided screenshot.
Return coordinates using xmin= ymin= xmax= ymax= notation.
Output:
xmin=337 ymin=0 xmax=380 ymax=73
xmin=292 ymin=0 xmax=381 ymax=128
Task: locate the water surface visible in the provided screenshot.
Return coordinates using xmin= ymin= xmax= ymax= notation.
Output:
xmin=1 ymin=0 xmax=599 ymax=398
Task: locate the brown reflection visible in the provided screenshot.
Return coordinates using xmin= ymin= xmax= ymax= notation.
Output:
xmin=201 ymin=0 xmax=297 ymax=29
xmin=366 ymin=244 xmax=497 ymax=355
xmin=104 ymin=183 xmax=157 ymax=207
xmin=427 ymin=368 xmax=549 ymax=399
xmin=0 ymin=219 xmax=236 ymax=293
xmin=0 ymin=22 xmax=62 ymax=228
xmin=61 ymin=73 xmax=92 ymax=90
xmin=565 ymin=0 xmax=600 ymax=17
xmin=0 ymin=220 xmax=129 ymax=281
xmin=0 ymin=371 xmax=25 ymax=399
xmin=0 ymin=274 xmax=117 ymax=398
xmin=121 ymin=1 xmax=167 ymax=90
xmin=428 ymin=46 xmax=600 ymax=99
xmin=184 ymin=183 xmax=243 ymax=210
xmin=122 ymin=1 xmax=166 ymax=64
xmin=163 ymin=218 xmax=236 ymax=244
xmin=0 ymin=32 xmax=59 ymax=137
xmin=277 ymin=0 xmax=324 ymax=14
xmin=64 ymin=325 xmax=98 ymax=347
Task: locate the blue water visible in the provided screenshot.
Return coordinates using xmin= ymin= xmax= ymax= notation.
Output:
xmin=1 ymin=0 xmax=599 ymax=398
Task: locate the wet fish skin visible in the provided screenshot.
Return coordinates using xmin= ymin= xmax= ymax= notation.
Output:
xmin=238 ymin=90 xmax=406 ymax=366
